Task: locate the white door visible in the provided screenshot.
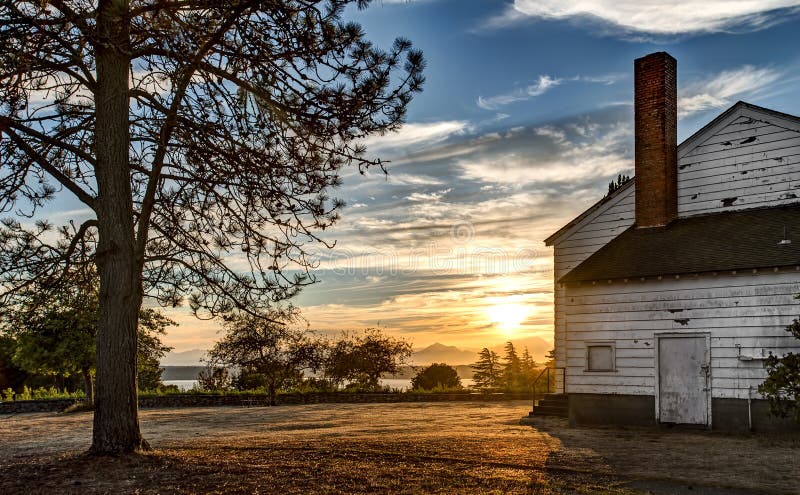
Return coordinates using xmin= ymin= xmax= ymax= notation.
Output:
xmin=657 ymin=336 xmax=710 ymax=425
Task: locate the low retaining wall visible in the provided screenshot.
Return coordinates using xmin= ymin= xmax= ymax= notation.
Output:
xmin=0 ymin=398 xmax=84 ymax=414
xmin=1 ymin=392 xmax=532 ymax=414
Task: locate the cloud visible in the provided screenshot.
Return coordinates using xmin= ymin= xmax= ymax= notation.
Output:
xmin=476 ymin=73 xmax=624 ymax=111
xmin=678 ymin=65 xmax=782 ymax=117
xmin=477 ymin=75 xmax=562 ymax=110
xmin=458 ymin=121 xmax=632 ymax=185
xmin=488 ymin=0 xmax=800 ymax=36
xmin=362 ymin=120 xmax=471 ymax=156
xmin=406 ymin=188 xmax=452 ymax=202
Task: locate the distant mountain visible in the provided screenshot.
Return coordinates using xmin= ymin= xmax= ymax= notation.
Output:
xmin=411 ymin=343 xmax=479 ymax=366
xmin=161 ymin=349 xmax=207 ymax=366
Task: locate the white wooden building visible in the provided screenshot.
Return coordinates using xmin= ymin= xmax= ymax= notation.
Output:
xmin=543 ymin=52 xmax=800 ymax=431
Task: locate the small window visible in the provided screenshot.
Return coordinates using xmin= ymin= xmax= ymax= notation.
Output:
xmin=587 ymin=344 xmax=615 ymax=371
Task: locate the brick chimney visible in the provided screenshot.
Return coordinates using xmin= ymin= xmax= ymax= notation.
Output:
xmin=634 ymin=52 xmax=678 ymax=228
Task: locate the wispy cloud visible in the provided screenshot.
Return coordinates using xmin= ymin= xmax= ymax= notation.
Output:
xmin=678 ymin=65 xmax=782 ymax=118
xmin=477 ymin=75 xmax=562 ymax=110
xmin=363 ymin=120 xmax=472 ymax=156
xmin=458 ymin=122 xmax=631 ymax=184
xmin=476 ymin=74 xmax=622 ymax=111
xmin=488 ymin=0 xmax=800 ymax=36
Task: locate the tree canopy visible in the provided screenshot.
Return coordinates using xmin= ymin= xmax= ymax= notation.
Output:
xmin=410 ymin=363 xmax=461 ymax=391
xmin=0 ymin=0 xmax=424 ymax=453
xmin=206 ymin=308 xmax=324 ymax=404
xmin=323 ymin=328 xmax=412 ymax=390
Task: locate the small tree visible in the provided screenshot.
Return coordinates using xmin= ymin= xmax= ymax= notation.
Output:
xmin=197 ymin=365 xmax=231 ymax=391
xmin=411 ymin=363 xmax=461 ymax=391
xmin=207 ymin=309 xmax=324 ymax=405
xmin=759 ymin=303 xmax=800 ymax=422
xmin=136 ymin=309 xmax=175 ymax=391
xmin=472 ymin=348 xmax=502 ymax=391
xmin=1 ymin=266 xmax=174 ymax=402
xmin=323 ymin=328 xmax=412 ymax=390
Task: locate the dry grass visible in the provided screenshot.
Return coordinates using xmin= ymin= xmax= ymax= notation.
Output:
xmin=0 ymin=401 xmax=797 ymax=494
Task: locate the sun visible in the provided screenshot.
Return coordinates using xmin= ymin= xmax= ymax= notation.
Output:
xmin=486 ymin=302 xmax=530 ymax=337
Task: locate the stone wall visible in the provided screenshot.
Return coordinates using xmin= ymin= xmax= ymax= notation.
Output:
xmin=1 ymin=392 xmax=532 ymax=414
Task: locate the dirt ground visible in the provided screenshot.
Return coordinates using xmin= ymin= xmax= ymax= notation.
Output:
xmin=0 ymin=400 xmax=798 ymax=494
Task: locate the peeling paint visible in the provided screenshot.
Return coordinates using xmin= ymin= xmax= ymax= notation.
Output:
xmin=679 ymin=163 xmax=692 ymax=170
xmin=674 ymin=318 xmax=690 ymax=326
xmin=740 ymin=136 xmax=757 ymax=145
xmin=667 ymin=308 xmax=684 ymax=313
xmin=721 ymin=197 xmax=738 ymax=207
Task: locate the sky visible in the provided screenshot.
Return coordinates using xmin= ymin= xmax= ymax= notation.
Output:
xmin=36 ymin=0 xmax=800 ymax=359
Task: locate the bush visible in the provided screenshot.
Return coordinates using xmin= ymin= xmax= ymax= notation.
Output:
xmin=411 ymin=363 xmax=462 ymax=391
xmin=759 ymin=312 xmax=800 ymax=422
xmin=1 ymin=385 xmax=85 ymax=401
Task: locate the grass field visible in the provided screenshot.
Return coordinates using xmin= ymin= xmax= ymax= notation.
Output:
xmin=1 ymin=401 xmax=798 ymax=494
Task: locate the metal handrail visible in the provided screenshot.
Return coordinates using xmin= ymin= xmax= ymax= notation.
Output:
xmin=531 ymin=366 xmax=566 ymax=412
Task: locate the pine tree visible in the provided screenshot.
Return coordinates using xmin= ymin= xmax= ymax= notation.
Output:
xmin=520 ymin=346 xmax=536 ymax=385
xmin=502 ymin=342 xmax=523 ymax=391
xmin=472 ymin=348 xmax=502 ymax=391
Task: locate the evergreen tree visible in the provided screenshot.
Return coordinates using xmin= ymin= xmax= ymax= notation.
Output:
xmin=521 ymin=346 xmax=536 ymax=385
xmin=472 ymin=348 xmax=502 ymax=391
xmin=502 ymin=341 xmax=523 ymax=391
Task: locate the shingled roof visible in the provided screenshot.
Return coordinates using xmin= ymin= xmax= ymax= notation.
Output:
xmin=560 ymin=203 xmax=800 ymax=284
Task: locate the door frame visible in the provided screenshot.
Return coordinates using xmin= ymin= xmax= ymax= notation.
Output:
xmin=654 ymin=332 xmax=712 ymax=428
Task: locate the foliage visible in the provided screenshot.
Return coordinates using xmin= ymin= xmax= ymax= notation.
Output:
xmin=410 ymin=363 xmax=462 ymax=391
xmin=207 ymin=309 xmax=325 ymax=404
xmin=759 ymin=304 xmax=800 ymax=422
xmin=197 ymin=366 xmax=232 ymax=391
xmin=472 ymin=348 xmax=502 ymax=391
xmin=0 ymin=0 xmax=424 ymax=452
xmin=0 ymin=268 xmax=174 ymax=400
xmin=606 ymin=174 xmax=632 ymax=196
xmin=323 ymin=328 xmax=412 ymax=390
xmin=0 ymin=333 xmax=28 ymax=391
xmin=136 ymin=309 xmax=174 ymax=391
xmin=2 ymin=385 xmax=85 ymax=402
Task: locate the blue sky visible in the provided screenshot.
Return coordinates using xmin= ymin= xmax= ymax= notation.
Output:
xmin=154 ymin=0 xmax=800 ymax=357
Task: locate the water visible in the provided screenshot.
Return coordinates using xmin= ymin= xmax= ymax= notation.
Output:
xmin=164 ymin=378 xmax=476 ymax=392
xmin=163 ymin=380 xmax=199 ymax=391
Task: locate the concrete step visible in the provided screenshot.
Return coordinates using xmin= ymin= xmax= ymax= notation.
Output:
xmin=531 ymin=405 xmax=568 ymax=417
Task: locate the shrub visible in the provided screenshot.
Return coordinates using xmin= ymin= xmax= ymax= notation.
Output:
xmin=411 ymin=363 xmax=462 ymax=391
xmin=759 ymin=310 xmax=800 ymax=422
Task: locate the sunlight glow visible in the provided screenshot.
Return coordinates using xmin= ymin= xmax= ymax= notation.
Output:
xmin=486 ymin=301 xmax=530 ymax=337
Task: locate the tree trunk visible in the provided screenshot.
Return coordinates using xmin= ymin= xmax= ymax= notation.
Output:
xmin=268 ymin=380 xmax=276 ymax=406
xmin=82 ymin=368 xmax=95 ymax=405
xmin=90 ymin=0 xmax=146 ymax=455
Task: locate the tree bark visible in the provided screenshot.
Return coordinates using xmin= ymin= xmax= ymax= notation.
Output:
xmin=90 ymin=0 xmax=147 ymax=455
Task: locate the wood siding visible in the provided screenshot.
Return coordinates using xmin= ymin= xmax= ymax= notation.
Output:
xmin=563 ymin=269 xmax=800 ymax=399
xmin=551 ymin=186 xmax=636 ymax=386
xmin=678 ymin=112 xmax=800 ymax=216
